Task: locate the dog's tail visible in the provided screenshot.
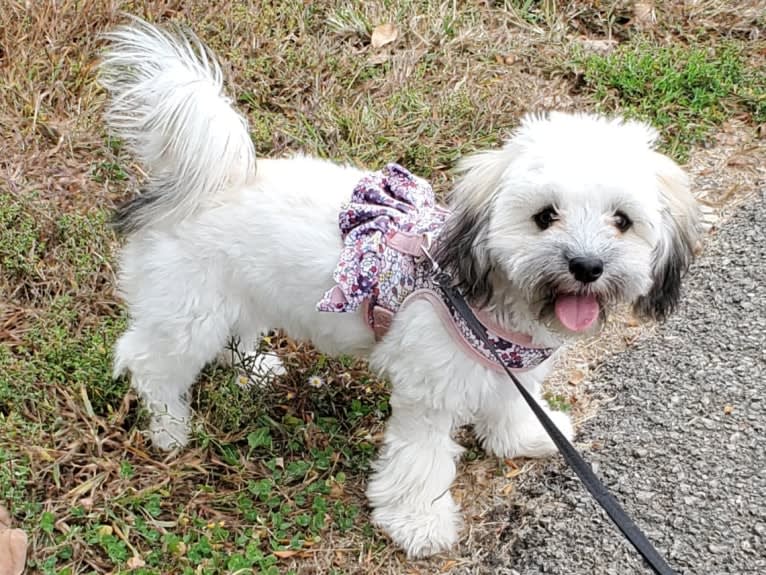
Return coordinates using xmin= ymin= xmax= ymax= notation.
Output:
xmin=99 ymin=17 xmax=256 ymax=233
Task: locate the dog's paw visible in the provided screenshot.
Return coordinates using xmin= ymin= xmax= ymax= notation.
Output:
xmin=148 ymin=414 xmax=190 ymax=451
xmin=249 ymin=353 xmax=286 ymax=380
xmin=512 ymin=409 xmax=574 ymax=459
xmin=370 ymin=495 xmax=461 ymax=559
xmin=480 ymin=408 xmax=574 ymax=460
xmin=222 ymin=350 xmax=286 ymax=387
xmin=522 ymin=409 xmax=573 ymax=458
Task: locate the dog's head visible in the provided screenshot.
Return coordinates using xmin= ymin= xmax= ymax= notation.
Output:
xmin=436 ymin=112 xmax=701 ymax=340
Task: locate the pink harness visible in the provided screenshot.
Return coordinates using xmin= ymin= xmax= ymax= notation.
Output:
xmin=317 ymin=164 xmax=555 ymax=373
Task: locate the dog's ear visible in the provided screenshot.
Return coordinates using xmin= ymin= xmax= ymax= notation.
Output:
xmin=633 ymin=152 xmax=702 ymax=321
xmin=434 ymin=145 xmax=517 ymax=306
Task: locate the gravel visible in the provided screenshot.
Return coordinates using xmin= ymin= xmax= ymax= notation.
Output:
xmin=469 ymin=195 xmax=766 ymax=574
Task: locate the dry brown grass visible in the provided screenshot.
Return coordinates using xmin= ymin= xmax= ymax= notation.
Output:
xmin=1 ymin=1 xmax=764 ymax=573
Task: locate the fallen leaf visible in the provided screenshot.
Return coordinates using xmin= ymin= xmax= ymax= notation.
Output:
xmin=568 ymin=369 xmax=586 ymax=385
xmin=502 ymin=483 xmax=515 ymax=495
xmin=442 ymin=559 xmax=458 ymax=571
xmin=274 ymin=550 xmax=299 ymax=559
xmin=127 ymin=556 xmax=146 ymax=570
xmin=371 ymin=23 xmax=398 ymax=49
xmin=330 ymin=482 xmax=344 ymax=498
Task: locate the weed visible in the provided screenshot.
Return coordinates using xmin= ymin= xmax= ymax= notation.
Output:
xmin=572 ymin=41 xmax=765 ymax=159
xmin=542 ymin=391 xmax=573 ymax=413
xmin=0 ymin=193 xmax=44 ymax=279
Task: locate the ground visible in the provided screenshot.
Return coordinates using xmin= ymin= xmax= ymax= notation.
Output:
xmin=0 ymin=1 xmax=764 ymax=574
xmin=463 ymin=195 xmax=765 ymax=575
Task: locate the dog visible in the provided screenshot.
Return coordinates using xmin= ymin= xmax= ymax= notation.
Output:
xmin=99 ymin=18 xmax=701 ymax=558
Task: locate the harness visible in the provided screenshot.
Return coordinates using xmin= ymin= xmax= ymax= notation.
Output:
xmin=316 ymin=163 xmax=555 ymax=373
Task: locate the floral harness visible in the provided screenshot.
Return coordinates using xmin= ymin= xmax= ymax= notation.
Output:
xmin=316 ymin=163 xmax=555 ymax=373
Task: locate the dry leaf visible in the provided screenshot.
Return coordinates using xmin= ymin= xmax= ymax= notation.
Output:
xmin=442 ymin=559 xmax=458 ymax=571
xmin=274 ymin=550 xmax=299 ymax=559
xmin=568 ymin=369 xmax=586 ymax=386
xmin=371 ymin=23 xmax=398 ymax=49
xmin=127 ymin=555 xmax=146 ymax=570
xmin=330 ymin=482 xmax=344 ymax=498
xmin=501 ymin=483 xmax=515 ymax=495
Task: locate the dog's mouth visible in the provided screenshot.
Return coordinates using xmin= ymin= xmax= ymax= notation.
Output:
xmin=553 ymin=293 xmax=601 ymax=333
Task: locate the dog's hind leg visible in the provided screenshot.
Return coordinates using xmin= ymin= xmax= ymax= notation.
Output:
xmin=114 ymin=291 xmax=234 ymax=450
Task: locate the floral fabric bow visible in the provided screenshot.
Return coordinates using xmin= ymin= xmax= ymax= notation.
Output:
xmin=317 ymin=163 xmax=449 ymax=314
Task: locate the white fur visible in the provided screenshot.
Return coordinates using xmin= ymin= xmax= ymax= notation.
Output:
xmin=100 ymin=20 xmax=700 ymax=559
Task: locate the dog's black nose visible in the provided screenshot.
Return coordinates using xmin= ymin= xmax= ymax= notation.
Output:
xmin=569 ymin=256 xmax=604 ymax=283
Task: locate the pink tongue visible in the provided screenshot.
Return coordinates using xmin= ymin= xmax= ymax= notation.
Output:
xmin=554 ymin=294 xmax=600 ymax=332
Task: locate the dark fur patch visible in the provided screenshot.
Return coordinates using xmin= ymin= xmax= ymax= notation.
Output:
xmin=434 ymin=208 xmax=494 ymax=306
xmin=633 ymin=213 xmax=695 ymax=321
xmin=112 ymin=190 xmax=160 ymax=235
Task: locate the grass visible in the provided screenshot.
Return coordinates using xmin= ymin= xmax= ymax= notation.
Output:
xmin=0 ymin=0 xmax=763 ymax=573
xmin=572 ymin=41 xmax=766 ymax=160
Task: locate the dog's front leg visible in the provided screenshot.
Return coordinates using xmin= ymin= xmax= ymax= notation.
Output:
xmin=474 ymin=367 xmax=574 ymax=459
xmin=366 ymin=399 xmax=463 ymax=558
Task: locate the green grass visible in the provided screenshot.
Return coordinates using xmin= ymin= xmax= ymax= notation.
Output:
xmin=572 ymin=41 xmax=765 ymax=159
xmin=0 ymin=192 xmax=44 ymax=279
xmin=1 ymin=1 xmax=764 ymax=573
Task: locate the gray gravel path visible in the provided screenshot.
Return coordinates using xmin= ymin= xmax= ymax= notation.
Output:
xmin=474 ymin=196 xmax=766 ymax=575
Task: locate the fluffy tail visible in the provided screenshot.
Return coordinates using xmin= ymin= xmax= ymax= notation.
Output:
xmin=99 ymin=17 xmax=256 ymax=233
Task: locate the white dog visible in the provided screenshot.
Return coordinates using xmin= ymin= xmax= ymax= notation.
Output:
xmin=99 ymin=19 xmax=701 ymax=558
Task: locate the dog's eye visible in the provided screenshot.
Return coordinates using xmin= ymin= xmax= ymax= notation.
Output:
xmin=533 ymin=206 xmax=558 ymax=230
xmin=614 ymin=210 xmax=633 ymax=232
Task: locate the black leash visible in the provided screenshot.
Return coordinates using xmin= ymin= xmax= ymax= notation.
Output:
xmin=434 ymin=270 xmax=677 ymax=575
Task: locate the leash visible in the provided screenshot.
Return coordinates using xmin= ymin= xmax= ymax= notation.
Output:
xmin=432 ymin=269 xmax=677 ymax=575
